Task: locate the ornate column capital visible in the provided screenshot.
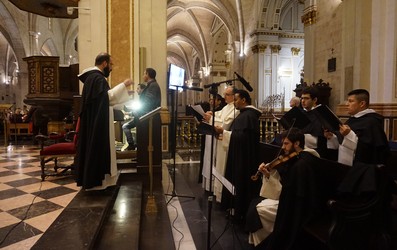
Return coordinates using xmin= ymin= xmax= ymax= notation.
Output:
xmin=291 ymin=47 xmax=301 ymax=56
xmin=270 ymin=45 xmax=282 ymax=54
xmin=301 ymin=5 xmax=317 ymax=26
xmin=251 ymin=44 xmax=267 ymax=54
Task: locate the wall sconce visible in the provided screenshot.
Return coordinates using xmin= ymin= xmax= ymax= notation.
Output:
xmin=29 ymin=31 xmax=41 ymax=38
xmin=4 ymin=76 xmax=11 ymax=85
xmin=67 ymin=7 xmax=91 ymax=15
xmin=201 ymin=66 xmax=211 ymax=77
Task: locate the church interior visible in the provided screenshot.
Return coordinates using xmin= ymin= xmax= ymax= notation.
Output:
xmin=0 ymin=0 xmax=397 ymax=249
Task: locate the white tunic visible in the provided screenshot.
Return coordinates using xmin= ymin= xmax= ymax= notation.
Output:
xmin=202 ymin=103 xmax=239 ymax=198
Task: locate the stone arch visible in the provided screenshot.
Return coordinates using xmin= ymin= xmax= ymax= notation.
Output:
xmin=0 ymin=2 xmax=28 ymax=108
xmin=63 ymin=19 xmax=78 ymax=64
xmin=41 ymin=38 xmax=58 ymax=56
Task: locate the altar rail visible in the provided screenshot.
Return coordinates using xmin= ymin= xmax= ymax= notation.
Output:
xmin=175 ymin=114 xmax=282 ymax=149
xmin=176 ymin=107 xmax=397 ymax=149
xmin=6 ymin=122 xmax=33 ymax=141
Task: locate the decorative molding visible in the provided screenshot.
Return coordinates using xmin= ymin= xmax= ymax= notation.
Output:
xmin=251 ymin=44 xmax=267 ymax=54
xmin=301 ymin=6 xmax=317 ymax=26
xmin=250 ymin=31 xmax=304 ymax=39
xmin=291 ymin=47 xmax=301 ymax=56
xmin=270 ymin=45 xmax=282 ymax=54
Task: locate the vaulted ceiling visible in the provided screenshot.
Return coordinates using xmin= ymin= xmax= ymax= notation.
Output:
xmin=166 ymin=0 xmax=305 ymax=79
xmin=0 ymin=0 xmax=304 ymax=85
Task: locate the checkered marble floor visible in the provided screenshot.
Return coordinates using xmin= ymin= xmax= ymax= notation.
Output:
xmin=0 ymin=145 xmax=78 ymax=249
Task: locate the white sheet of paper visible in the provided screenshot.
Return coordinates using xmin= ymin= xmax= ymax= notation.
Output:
xmin=212 ymin=167 xmax=235 ymax=195
xmin=191 ymin=104 xmax=206 ymax=117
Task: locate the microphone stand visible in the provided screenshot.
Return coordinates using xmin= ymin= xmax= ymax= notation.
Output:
xmin=206 ymin=84 xmax=217 ymax=249
xmin=164 ymin=85 xmax=197 ymax=204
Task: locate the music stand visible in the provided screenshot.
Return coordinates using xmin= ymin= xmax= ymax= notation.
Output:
xmin=203 ymin=80 xmax=244 ymax=249
xmin=139 ymin=106 xmax=162 ymax=213
xmin=164 ymin=85 xmax=197 ymax=204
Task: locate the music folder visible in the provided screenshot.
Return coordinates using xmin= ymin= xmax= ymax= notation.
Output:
xmin=278 ymin=106 xmax=310 ymax=130
xmin=188 ymin=104 xmax=205 ymax=122
xmin=311 ymin=105 xmax=343 ymax=132
xmin=197 ymin=121 xmax=216 ymax=135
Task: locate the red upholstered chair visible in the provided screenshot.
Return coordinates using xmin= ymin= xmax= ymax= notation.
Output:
xmin=37 ymin=119 xmax=80 ymax=181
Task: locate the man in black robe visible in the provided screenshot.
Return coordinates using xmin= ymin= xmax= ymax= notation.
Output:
xmin=245 ymin=128 xmax=321 ymax=247
xmin=256 ymin=128 xmax=348 ymax=250
xmin=76 ymin=52 xmax=132 ymax=190
xmin=301 ymin=86 xmax=339 ymax=161
xmin=215 ymin=89 xmax=262 ymax=222
xmin=338 ymin=89 xmax=389 ymax=166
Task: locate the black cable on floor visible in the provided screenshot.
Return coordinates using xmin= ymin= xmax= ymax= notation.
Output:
xmin=0 ymin=180 xmax=43 ymax=247
xmin=168 ymin=199 xmax=185 ymax=250
xmin=164 ymin=160 xmax=186 ymax=250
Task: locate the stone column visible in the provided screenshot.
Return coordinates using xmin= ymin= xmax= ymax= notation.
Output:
xmin=251 ymin=44 xmax=267 ymax=107
xmin=302 ymin=2 xmax=317 ymax=84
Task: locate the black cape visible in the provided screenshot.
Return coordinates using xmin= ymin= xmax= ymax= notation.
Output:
xmin=76 ymin=68 xmax=111 ymax=189
xmin=265 ymin=151 xmax=330 ymax=250
xmin=303 ymin=108 xmax=337 ymax=161
xmin=345 ymin=112 xmax=389 ymax=165
xmin=221 ymin=106 xmax=262 ymax=219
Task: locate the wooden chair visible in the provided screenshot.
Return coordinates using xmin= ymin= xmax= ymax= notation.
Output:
xmin=36 ymin=119 xmax=80 ymax=181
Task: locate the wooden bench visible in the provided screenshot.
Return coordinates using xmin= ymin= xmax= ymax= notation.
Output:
xmin=7 ymin=122 xmax=33 ymax=138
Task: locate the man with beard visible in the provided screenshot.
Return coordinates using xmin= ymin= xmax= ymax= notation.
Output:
xmin=245 ymin=128 xmax=320 ymax=247
xmin=77 ymin=52 xmax=133 ymax=190
xmin=214 ymin=89 xmax=262 ymax=222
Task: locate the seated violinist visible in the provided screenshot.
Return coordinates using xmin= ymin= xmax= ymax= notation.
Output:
xmin=245 ymin=128 xmax=320 ymax=248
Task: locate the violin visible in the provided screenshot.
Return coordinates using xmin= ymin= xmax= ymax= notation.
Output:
xmin=251 ymin=151 xmax=299 ymax=181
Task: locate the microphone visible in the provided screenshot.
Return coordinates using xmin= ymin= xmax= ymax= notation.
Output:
xmin=203 ymin=83 xmax=214 ymax=89
xmin=203 ymin=82 xmax=222 ymax=89
xmin=204 ymin=80 xmax=232 ymax=89
xmin=234 ymin=72 xmax=253 ymax=92
xmin=177 ymin=85 xmax=203 ymax=92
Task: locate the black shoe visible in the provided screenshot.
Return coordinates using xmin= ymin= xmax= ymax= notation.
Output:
xmin=126 ymin=144 xmax=136 ymax=151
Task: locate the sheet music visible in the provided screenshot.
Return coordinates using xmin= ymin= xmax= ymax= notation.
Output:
xmin=191 ymin=104 xmax=206 ymax=117
xmin=212 ymin=167 xmax=235 ymax=195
